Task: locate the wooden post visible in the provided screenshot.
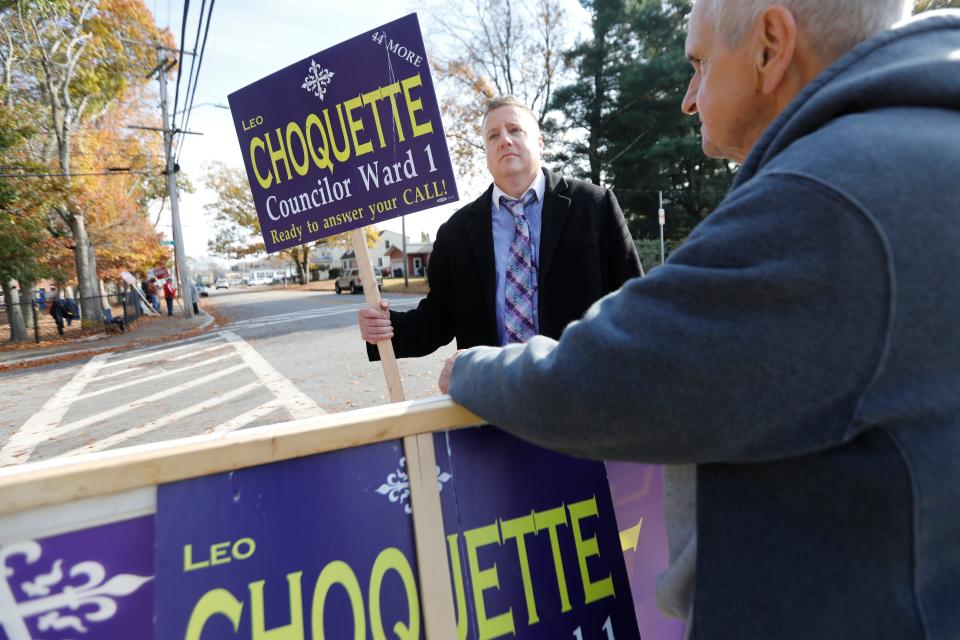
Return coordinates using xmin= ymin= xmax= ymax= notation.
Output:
xmin=350 ymin=229 xmax=457 ymax=638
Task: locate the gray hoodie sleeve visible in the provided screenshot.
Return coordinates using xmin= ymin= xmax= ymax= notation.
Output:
xmin=449 ymin=173 xmax=892 ymax=465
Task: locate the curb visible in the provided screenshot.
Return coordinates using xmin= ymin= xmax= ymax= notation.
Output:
xmin=0 ymin=312 xmax=217 ymax=373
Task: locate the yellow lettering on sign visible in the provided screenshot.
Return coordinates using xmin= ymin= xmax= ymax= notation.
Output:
xmin=369 ymin=547 xmax=420 ymax=640
xmin=569 ymin=497 xmax=616 ymax=604
xmin=185 ymin=589 xmax=243 ymax=640
xmin=500 ymin=512 xmax=540 ymax=625
xmin=311 ymin=560 xmax=365 ymax=639
xmin=183 ymin=544 xmax=209 ymax=572
xmin=246 ymin=73 xmax=434 ymax=190
xmin=210 ymin=541 xmax=231 ymax=566
xmin=446 ymin=533 xmax=470 ymax=640
xmin=250 ymin=572 xmax=304 ymax=640
xmin=465 ymin=523 xmax=515 ymax=640
xmin=534 ymin=505 xmax=572 ymax=613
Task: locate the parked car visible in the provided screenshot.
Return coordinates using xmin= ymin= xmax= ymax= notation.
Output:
xmin=197 ymin=284 xmax=209 ymax=297
xmin=248 ymin=277 xmax=271 ymax=286
xmin=335 ymin=267 xmax=383 ymax=294
xmin=214 ymin=278 xmax=230 ymax=290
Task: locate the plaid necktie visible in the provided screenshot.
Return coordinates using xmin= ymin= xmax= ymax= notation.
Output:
xmin=501 ymin=191 xmax=538 ymax=343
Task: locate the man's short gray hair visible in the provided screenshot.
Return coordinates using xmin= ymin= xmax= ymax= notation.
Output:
xmin=704 ymin=0 xmax=913 ymax=61
xmin=481 ymin=96 xmax=539 ymax=131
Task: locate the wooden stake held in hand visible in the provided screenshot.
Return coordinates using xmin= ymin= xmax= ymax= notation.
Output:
xmin=350 ymin=229 xmax=457 ymax=639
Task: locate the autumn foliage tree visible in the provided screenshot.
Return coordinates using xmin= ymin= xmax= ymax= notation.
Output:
xmin=0 ymin=91 xmax=60 ymax=340
xmin=2 ymin=0 xmax=172 ymax=325
xmin=74 ymin=87 xmax=168 ymax=282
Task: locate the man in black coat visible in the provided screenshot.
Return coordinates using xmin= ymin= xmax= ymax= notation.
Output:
xmin=49 ymin=297 xmax=73 ymax=336
xmin=359 ymin=96 xmax=642 ymax=358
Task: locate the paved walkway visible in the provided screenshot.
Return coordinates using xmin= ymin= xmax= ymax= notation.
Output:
xmin=0 ymin=311 xmax=216 ymax=371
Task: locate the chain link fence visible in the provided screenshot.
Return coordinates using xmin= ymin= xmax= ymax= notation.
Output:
xmin=1 ymin=289 xmax=148 ymax=344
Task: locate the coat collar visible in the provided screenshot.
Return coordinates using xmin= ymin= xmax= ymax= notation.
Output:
xmin=538 ymin=167 xmax=571 ymax=282
xmin=466 ymin=183 xmax=498 ymax=341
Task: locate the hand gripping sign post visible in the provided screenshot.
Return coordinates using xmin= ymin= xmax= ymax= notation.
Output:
xmin=227 ymin=13 xmax=460 ymax=637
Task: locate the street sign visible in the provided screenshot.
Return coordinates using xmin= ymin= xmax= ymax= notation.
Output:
xmin=160 ymin=240 xmax=175 ymax=246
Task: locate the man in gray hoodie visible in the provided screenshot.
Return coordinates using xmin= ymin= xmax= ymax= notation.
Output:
xmin=441 ymin=1 xmax=960 ymax=638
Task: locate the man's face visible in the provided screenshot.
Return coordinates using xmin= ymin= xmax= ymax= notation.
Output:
xmin=483 ymin=105 xmax=544 ymax=188
xmin=682 ymin=2 xmax=766 ymax=163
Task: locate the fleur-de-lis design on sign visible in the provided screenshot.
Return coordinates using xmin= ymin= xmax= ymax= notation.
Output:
xmin=376 ymin=457 xmax=453 ymax=514
xmin=0 ymin=540 xmax=152 ymax=640
xmin=301 ymin=60 xmax=335 ymax=100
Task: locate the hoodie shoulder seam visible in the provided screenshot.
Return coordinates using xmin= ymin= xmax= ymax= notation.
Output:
xmin=763 ymin=169 xmax=896 ymax=441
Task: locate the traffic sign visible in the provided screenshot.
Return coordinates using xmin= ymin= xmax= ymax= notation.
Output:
xmin=160 ymin=240 xmax=175 ymax=246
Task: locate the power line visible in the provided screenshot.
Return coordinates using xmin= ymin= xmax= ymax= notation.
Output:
xmin=176 ymin=0 xmax=216 ymax=165
xmin=177 ymin=0 xmax=207 ymax=128
xmin=0 ymin=170 xmax=158 ymax=178
xmin=171 ymin=0 xmax=191 ymax=132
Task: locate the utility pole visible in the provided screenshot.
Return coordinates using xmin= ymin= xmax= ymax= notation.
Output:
xmin=156 ymin=54 xmax=194 ymax=318
xmin=658 ymin=190 xmax=666 ymax=266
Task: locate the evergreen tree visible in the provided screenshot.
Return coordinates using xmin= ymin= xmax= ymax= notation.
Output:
xmin=551 ymin=0 xmax=734 ymax=250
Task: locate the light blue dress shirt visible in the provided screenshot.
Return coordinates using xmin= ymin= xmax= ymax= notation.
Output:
xmin=491 ymin=171 xmax=546 ymax=345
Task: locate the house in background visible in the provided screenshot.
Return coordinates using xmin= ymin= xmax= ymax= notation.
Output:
xmin=369 ymin=230 xmax=404 ymax=271
xmin=328 ymin=230 xmax=434 ymax=277
xmin=386 ymin=241 xmax=432 ymax=277
xmin=337 ymin=250 xmax=358 ymax=272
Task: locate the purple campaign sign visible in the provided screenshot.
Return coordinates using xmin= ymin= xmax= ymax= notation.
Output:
xmin=228 ymin=13 xmax=459 ymax=253
xmin=155 ymin=428 xmax=642 ymax=639
xmin=155 ymin=440 xmax=422 ymax=639
xmin=0 ymin=516 xmax=154 ymax=640
xmin=434 ymin=427 xmax=641 ymax=639
xmin=606 ymin=462 xmax=686 ymax=639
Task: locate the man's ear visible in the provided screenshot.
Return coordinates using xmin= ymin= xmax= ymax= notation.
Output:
xmin=754 ymin=5 xmax=797 ymax=95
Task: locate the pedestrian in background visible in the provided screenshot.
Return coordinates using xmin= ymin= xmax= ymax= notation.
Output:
xmin=147 ymin=277 xmax=161 ymax=312
xmin=65 ymin=296 xmax=78 ymax=325
xmin=190 ymin=282 xmax=200 ymax=315
xmin=163 ymin=278 xmax=176 ymax=316
xmin=49 ymin=296 xmax=73 ymax=336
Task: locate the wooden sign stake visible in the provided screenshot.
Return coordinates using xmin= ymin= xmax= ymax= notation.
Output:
xmin=350 ymin=229 xmax=457 ymax=638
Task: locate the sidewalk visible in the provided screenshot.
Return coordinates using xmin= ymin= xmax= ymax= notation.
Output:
xmin=0 ymin=310 xmax=217 ymax=372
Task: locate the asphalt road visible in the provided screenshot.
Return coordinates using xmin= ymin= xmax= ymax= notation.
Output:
xmin=0 ymin=286 xmax=455 ymax=467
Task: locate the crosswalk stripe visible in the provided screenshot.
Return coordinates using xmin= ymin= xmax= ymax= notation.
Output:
xmin=51 ymin=363 xmax=249 ymax=440
xmin=208 ymin=400 xmax=283 ymax=434
xmin=74 ymin=352 xmax=238 ymax=401
xmin=62 ymin=381 xmax=264 ymax=457
xmin=221 ymin=331 xmax=324 ymax=419
xmin=100 ymin=335 xmax=223 ymax=369
xmin=0 ymin=354 xmax=110 ymax=466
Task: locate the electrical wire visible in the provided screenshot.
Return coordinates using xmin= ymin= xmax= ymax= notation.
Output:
xmin=176 ymin=0 xmax=215 ymax=165
xmin=177 ymin=0 xmax=207 ymax=125
xmin=170 ymin=0 xmax=191 ymax=132
xmin=0 ymin=171 xmax=159 ymax=178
